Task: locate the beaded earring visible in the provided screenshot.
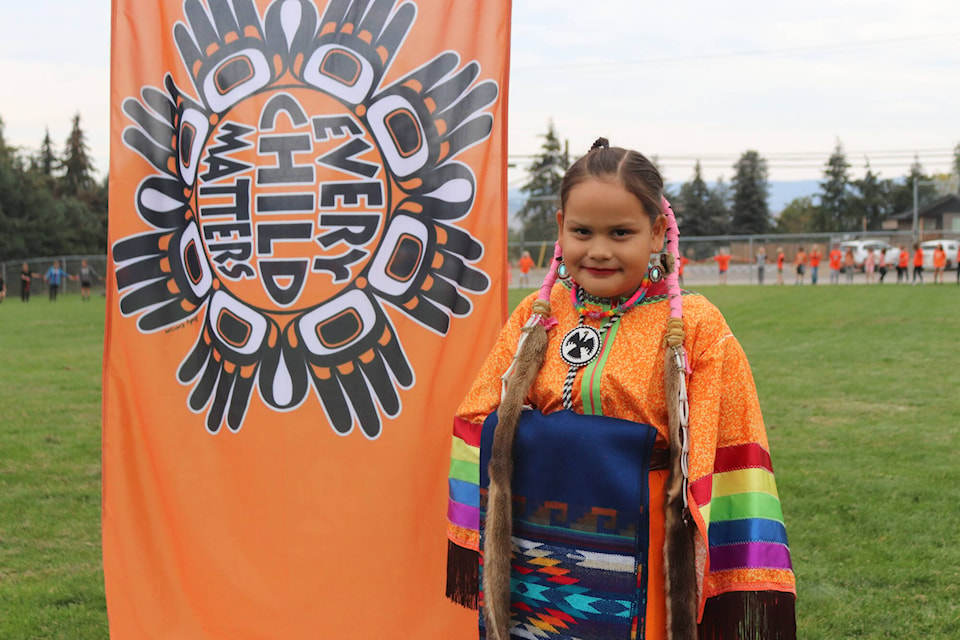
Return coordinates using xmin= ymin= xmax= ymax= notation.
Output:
xmin=556 ymin=259 xmax=570 ymax=280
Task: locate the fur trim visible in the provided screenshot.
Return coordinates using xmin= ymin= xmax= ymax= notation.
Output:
xmin=663 ymin=347 xmax=698 ymax=640
xmin=483 ymin=324 xmax=549 ymax=640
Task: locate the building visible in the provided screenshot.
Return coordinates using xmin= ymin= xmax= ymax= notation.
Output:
xmin=883 ymin=194 xmax=960 ymax=235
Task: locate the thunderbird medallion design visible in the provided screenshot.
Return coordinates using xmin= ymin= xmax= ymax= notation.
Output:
xmin=559 ymin=326 xmax=602 ymax=367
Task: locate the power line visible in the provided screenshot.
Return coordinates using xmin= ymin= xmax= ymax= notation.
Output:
xmin=513 ymin=32 xmax=960 ymax=72
xmin=508 ymin=148 xmax=957 ymax=161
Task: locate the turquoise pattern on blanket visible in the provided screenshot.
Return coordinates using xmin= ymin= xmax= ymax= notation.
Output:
xmin=479 ymin=410 xmax=658 ymax=639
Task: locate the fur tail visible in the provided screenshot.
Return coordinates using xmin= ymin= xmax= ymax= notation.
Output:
xmin=483 ymin=324 xmax=549 ymax=640
xmin=663 ymin=346 xmax=699 ymax=640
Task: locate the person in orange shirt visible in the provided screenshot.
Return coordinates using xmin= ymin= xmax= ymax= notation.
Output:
xmin=517 ymin=250 xmax=535 ymax=288
xmin=808 ymin=245 xmax=822 ymax=285
xmin=897 ymin=245 xmax=909 ymax=284
xmin=776 ymin=246 xmax=785 ymax=285
xmin=446 ymin=140 xmax=797 ymax=639
xmin=713 ymin=249 xmax=732 ymax=285
xmin=932 ymin=243 xmax=947 ymax=284
xmin=678 ymin=254 xmax=690 ymax=287
xmin=793 ymin=246 xmax=807 ymax=285
xmin=828 ymin=245 xmax=842 ymax=284
xmin=912 ymin=243 xmax=924 ymax=285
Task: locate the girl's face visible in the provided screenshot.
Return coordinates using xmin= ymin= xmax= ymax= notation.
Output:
xmin=557 ymin=177 xmax=666 ymax=299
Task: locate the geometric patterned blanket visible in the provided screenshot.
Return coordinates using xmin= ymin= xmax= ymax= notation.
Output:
xmin=479 ymin=410 xmax=658 ymax=639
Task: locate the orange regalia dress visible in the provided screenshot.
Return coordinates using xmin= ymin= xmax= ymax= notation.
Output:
xmin=446 ymin=280 xmax=796 ymax=639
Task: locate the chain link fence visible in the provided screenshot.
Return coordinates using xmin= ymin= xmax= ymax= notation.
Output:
xmin=1 ymin=255 xmax=108 ymax=301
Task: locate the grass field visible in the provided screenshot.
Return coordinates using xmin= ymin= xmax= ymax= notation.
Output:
xmin=2 ymin=285 xmax=959 ymax=639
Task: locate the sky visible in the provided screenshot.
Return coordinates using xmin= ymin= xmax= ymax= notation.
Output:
xmin=2 ymin=0 xmax=959 ymax=194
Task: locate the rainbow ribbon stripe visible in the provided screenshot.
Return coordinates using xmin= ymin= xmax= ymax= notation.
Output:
xmin=691 ymin=443 xmax=792 ymax=573
xmin=448 ymin=417 xmax=482 ymax=536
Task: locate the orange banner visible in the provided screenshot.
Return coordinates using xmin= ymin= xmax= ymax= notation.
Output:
xmin=104 ymin=1 xmax=510 ymax=636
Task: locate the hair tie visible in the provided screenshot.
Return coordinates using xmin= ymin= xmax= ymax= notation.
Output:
xmin=590 ymin=137 xmax=609 ymax=151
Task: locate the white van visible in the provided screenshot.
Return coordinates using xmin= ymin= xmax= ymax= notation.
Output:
xmin=838 ymin=240 xmax=899 ymax=271
xmin=920 ymin=239 xmax=960 ymax=270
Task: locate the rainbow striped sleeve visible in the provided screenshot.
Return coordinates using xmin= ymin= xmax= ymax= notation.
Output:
xmin=691 ymin=443 xmax=792 ymax=573
xmin=447 ymin=417 xmax=482 ymax=547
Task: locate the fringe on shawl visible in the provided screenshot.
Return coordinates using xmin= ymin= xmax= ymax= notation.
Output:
xmin=483 ymin=323 xmax=549 ymax=640
xmin=445 ymin=540 xmax=479 ymax=609
xmin=698 ymin=591 xmax=797 ymax=640
xmin=663 ymin=345 xmax=698 ymax=640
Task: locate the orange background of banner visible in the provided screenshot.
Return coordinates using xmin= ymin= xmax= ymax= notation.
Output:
xmin=104 ymin=1 xmax=510 ymax=637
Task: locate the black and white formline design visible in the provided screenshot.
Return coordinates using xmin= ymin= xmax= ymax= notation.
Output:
xmin=113 ymin=0 xmax=499 ymax=439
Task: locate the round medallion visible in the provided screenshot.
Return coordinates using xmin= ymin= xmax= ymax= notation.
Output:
xmin=559 ymin=326 xmax=602 ymax=367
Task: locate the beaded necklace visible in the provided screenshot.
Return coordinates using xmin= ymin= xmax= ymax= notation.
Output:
xmin=570 ymin=276 xmax=651 ymax=319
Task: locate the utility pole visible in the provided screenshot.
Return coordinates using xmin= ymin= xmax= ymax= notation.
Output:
xmin=912 ymin=178 xmax=918 ymax=247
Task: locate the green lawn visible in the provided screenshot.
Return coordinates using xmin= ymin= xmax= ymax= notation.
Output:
xmin=3 ymin=285 xmax=959 ymax=638
xmin=0 ymin=295 xmax=107 ymax=639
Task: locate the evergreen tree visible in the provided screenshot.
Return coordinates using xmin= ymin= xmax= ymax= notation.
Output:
xmin=676 ymin=161 xmax=712 ymax=237
xmin=851 ymin=161 xmax=889 ymax=231
xmin=515 ymin=121 xmax=569 ymax=241
xmin=61 ymin=112 xmax=95 ymax=197
xmin=888 ymin=160 xmax=938 ymax=215
xmin=677 ymin=161 xmax=730 ymax=237
xmin=730 ymin=150 xmax=771 ymax=234
xmin=776 ymin=196 xmax=818 ymax=233
xmin=38 ymin=128 xmax=58 ymax=178
xmin=706 ymin=177 xmax=732 ymax=236
xmin=814 ymin=141 xmax=852 ymax=232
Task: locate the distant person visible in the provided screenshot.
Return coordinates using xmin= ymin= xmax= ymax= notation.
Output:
xmin=678 ymin=253 xmax=690 ymax=287
xmin=877 ymin=248 xmax=888 ymax=284
xmin=713 ymin=248 xmax=732 ymax=285
xmin=912 ymin=243 xmax=924 ymax=285
xmin=828 ymin=244 xmax=842 ymax=284
xmin=932 ymin=243 xmax=946 ymax=284
xmin=78 ymin=259 xmax=101 ymax=301
xmin=844 ymin=247 xmax=855 ymax=284
xmin=896 ymin=245 xmax=909 ymax=283
xmin=756 ymin=247 xmax=767 ymax=285
xmin=794 ymin=246 xmax=807 ymax=285
xmin=956 ymin=245 xmax=960 ymax=284
xmin=0 ymin=273 xmax=5 ymax=303
xmin=808 ymin=245 xmax=822 ymax=285
xmin=516 ymin=250 xmax=534 ymax=288
xmin=776 ymin=246 xmax=785 ymax=284
xmin=864 ymin=248 xmax=876 ymax=285
xmin=20 ymin=262 xmax=38 ymax=302
xmin=43 ymin=260 xmax=73 ymax=302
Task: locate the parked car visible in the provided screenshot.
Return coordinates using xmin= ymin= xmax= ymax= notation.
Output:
xmin=920 ymin=239 xmax=960 ymax=270
xmin=837 ymin=240 xmax=899 ymax=271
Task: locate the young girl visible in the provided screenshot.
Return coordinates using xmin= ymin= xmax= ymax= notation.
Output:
xmin=446 ymin=140 xmax=796 ymax=639
xmin=932 ymin=244 xmax=946 ymax=284
xmin=793 ymin=246 xmax=807 ymax=285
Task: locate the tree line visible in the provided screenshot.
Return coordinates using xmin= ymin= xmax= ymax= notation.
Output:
xmin=0 ymin=114 xmax=107 ymax=261
xmin=514 ymin=123 xmax=960 ymax=242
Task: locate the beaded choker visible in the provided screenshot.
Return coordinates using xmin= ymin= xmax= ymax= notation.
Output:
xmin=570 ymin=277 xmax=650 ymax=319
